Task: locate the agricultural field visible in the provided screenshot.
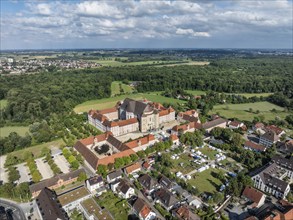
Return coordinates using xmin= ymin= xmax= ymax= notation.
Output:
xmin=0 ymin=126 xmax=30 ymax=137
xmin=156 ymin=61 xmax=210 ymax=67
xmin=111 ymin=81 xmax=134 ymax=96
xmin=211 ymin=101 xmax=288 ymax=121
xmin=92 ymin=58 xmax=190 ymax=67
xmin=0 ymin=99 xmax=8 ymax=109
xmin=74 ymin=92 xmax=185 ymax=113
xmin=8 ymin=139 xmax=65 ymax=161
xmin=188 ymin=168 xmax=225 ymax=194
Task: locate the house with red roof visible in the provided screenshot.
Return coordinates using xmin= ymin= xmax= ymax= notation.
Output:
xmin=133 ymin=198 xmax=156 ymax=220
xmin=242 ymin=186 xmax=266 ymax=208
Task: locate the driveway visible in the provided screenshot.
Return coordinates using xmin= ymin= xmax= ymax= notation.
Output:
xmin=16 ymin=163 xmax=31 ymax=183
xmin=53 ymin=155 xmax=70 ymax=173
xmin=35 ymin=158 xmax=54 ymax=180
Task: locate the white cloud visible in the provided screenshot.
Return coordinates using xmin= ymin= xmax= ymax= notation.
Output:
xmin=1 ymin=0 xmax=292 ymax=49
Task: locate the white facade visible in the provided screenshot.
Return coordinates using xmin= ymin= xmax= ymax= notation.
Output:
xmin=159 ymin=111 xmax=175 ymax=124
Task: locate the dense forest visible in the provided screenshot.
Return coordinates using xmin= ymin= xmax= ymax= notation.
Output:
xmin=1 ymin=57 xmax=292 ymax=124
xmin=0 ymin=56 xmax=292 ymax=155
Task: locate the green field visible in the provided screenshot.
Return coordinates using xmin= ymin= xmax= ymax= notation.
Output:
xmin=8 ymin=139 xmax=65 ymax=160
xmin=0 ymin=126 xmax=30 ymax=137
xmin=0 ymin=99 xmax=8 ymax=110
xmin=188 ymin=168 xmax=224 ymax=194
xmin=74 ymin=92 xmax=185 ymax=113
xmin=211 ymin=101 xmax=288 ymax=121
xmin=111 ymin=81 xmax=134 ymax=96
xmin=198 ymin=146 xmax=218 ymax=160
xmin=95 ymin=191 xmax=129 ymax=220
xmin=230 ymin=93 xmax=273 ymax=98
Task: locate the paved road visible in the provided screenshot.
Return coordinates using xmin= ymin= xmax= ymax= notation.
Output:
xmin=0 ymin=199 xmax=26 ymax=220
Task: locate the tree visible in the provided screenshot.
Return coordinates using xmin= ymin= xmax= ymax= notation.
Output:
xmin=4 ymin=154 xmax=19 ymax=167
xmin=130 ymin=154 xmax=138 ymax=162
xmin=32 ymin=170 xmax=42 ymax=183
xmin=97 ymin=164 xmax=107 ymax=178
xmin=212 ymin=192 xmax=224 ymax=204
xmin=77 ymin=172 xmax=87 ymax=182
xmin=8 ymin=167 xmax=20 ymax=183
xmin=70 ymin=160 xmax=79 ymax=170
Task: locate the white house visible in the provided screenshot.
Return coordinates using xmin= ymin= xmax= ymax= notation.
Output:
xmin=86 ymin=176 xmax=106 ymax=195
xmin=111 ymin=179 xmax=135 ymax=199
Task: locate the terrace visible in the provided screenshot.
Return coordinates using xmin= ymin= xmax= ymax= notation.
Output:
xmin=81 ymin=198 xmax=113 ymax=220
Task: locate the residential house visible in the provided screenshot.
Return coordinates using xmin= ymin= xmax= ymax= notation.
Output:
xmin=30 ymin=169 xmax=85 ymax=198
xmin=265 ymin=125 xmax=285 ymax=137
xmin=228 ymin=120 xmax=245 ymax=129
xmin=171 ymin=122 xmax=201 ymax=136
xmin=57 ymin=186 xmax=92 ymax=212
xmin=133 ymin=198 xmax=156 ymax=220
xmin=242 ymin=186 xmax=266 ymax=208
xmin=111 ymin=179 xmax=135 ymax=199
xmin=177 ymin=110 xmax=200 ymax=123
xmin=138 ymin=174 xmax=159 ymax=194
xmin=107 ymin=170 xmax=122 ymax=183
xmin=186 ymin=197 xmax=202 ymax=208
xmin=259 ymin=131 xmax=279 ymax=147
xmin=36 ymin=188 xmax=69 ymax=220
xmin=86 ymin=176 xmax=106 ymax=195
xmin=244 ymin=140 xmax=266 ymax=152
xmin=124 ymin=162 xmax=141 ymax=176
xmin=277 ymin=140 xmax=293 ymax=154
xmin=251 ymin=163 xmax=290 ymax=199
xmin=153 ymin=188 xmax=179 ymax=211
xmin=158 ymin=175 xmax=173 ymax=190
xmin=170 ymin=134 xmax=180 ymax=145
xmin=253 ymin=122 xmax=265 ymax=134
xmin=172 ymin=205 xmax=200 ymax=220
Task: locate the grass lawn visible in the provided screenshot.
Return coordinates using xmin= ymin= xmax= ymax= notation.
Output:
xmin=111 ymin=81 xmax=134 ymax=96
xmin=95 ymin=191 xmax=129 ymax=220
xmin=170 ymin=153 xmax=195 ymax=174
xmin=8 ymin=139 xmax=65 ymax=160
xmin=74 ymin=92 xmax=185 ymax=113
xmin=211 ymin=101 xmax=288 ymax=121
xmin=0 ymin=99 xmax=8 ymax=110
xmin=188 ymin=168 xmax=225 ymax=194
xmin=198 ymin=147 xmax=218 ymax=160
xmin=0 ymin=126 xmax=30 ymax=137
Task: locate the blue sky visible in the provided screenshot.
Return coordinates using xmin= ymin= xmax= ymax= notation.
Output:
xmin=1 ymin=0 xmax=292 ymax=49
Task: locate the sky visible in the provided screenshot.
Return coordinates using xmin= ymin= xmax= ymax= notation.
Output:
xmin=1 ymin=0 xmax=292 ymax=50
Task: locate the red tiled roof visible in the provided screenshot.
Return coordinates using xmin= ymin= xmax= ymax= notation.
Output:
xmin=159 ymin=107 xmax=174 ymax=117
xmin=265 ymin=125 xmax=284 ymax=135
xmin=125 ymin=162 xmax=141 ymax=174
xmin=242 ymin=186 xmax=264 ymax=207
xmin=125 ymin=134 xmax=155 ymax=149
xmin=229 ymin=120 xmax=242 ymax=127
xmin=244 ymin=141 xmax=266 ymax=152
xmin=97 ymin=149 xmax=136 ymax=166
xmin=117 ymin=118 xmax=138 ymax=127
xmin=170 ymin=134 xmax=179 ymax=141
xmin=97 ymin=107 xmax=117 ymax=114
xmin=172 ymin=122 xmax=198 ymax=132
xmin=79 ymin=132 xmax=112 ymax=146
xmin=140 ymin=205 xmax=151 ymax=218
xmin=142 ymin=161 xmax=150 ymax=169
xmin=254 ymin=122 xmax=265 ymax=129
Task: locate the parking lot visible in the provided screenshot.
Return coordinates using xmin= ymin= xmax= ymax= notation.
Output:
xmin=16 ymin=163 xmax=31 ymax=183
xmin=35 ymin=158 xmax=54 ymax=180
xmin=53 ymin=155 xmax=70 ymax=173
